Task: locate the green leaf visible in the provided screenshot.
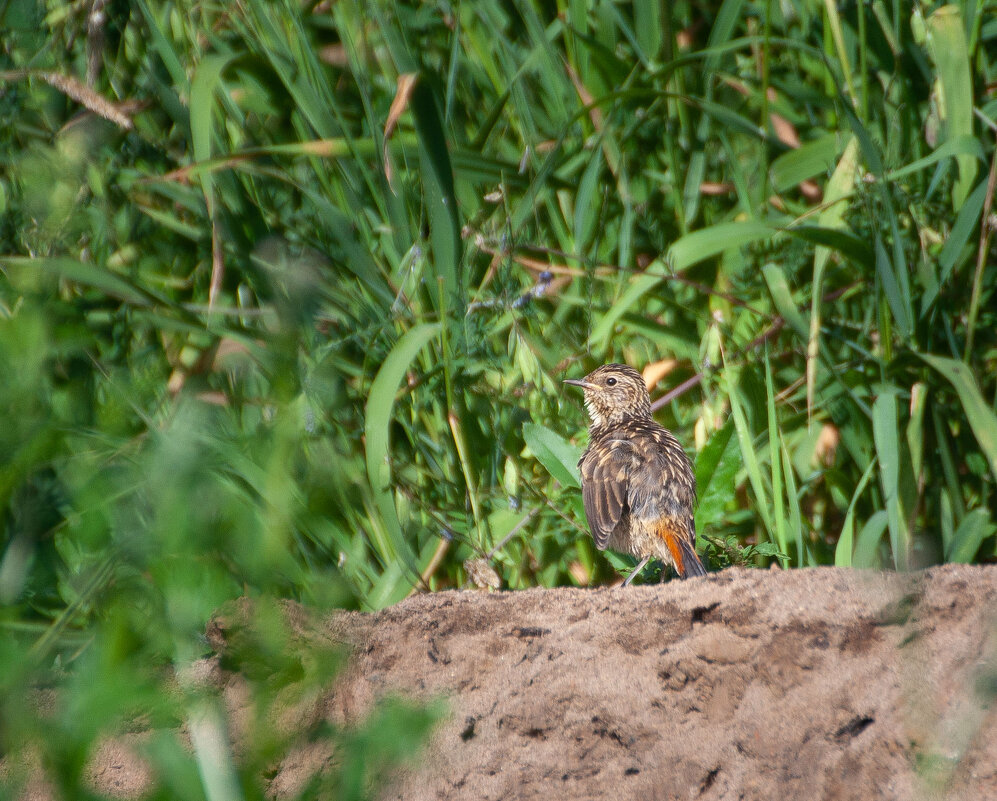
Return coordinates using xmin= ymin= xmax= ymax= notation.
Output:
xmin=523 ymin=423 xmax=582 ymax=489
xmin=824 ymin=0 xmax=856 ymax=105
xmin=761 ymin=263 xmax=809 ymax=341
xmin=815 ymin=133 xmax=860 ymax=265
xmin=749 ymin=542 xmax=788 ymax=558
xmin=784 ymin=226 xmax=874 ymax=269
xmin=133 ymin=0 xmax=189 ymax=90
xmin=933 ymin=178 xmax=990 ymax=300
xmin=884 ymin=134 xmax=984 ymax=182
xmin=363 ymin=323 xmax=441 ymax=589
xmin=574 ymin=146 xmax=604 ymax=248
xmin=604 ymin=549 xmax=640 ymax=578
xmin=410 ymin=78 xmax=462 ymax=303
xmin=808 ymin=135 xmax=859 ymax=417
xmin=724 ymin=361 xmax=774 ymax=538
xmin=906 ymin=382 xmax=928 ymax=487
xmin=781 ymin=440 xmax=805 ymax=565
xmin=706 ymin=0 xmax=748 ymax=63
xmin=668 ymin=221 xmax=775 ymax=272
xmin=918 ymin=354 xmax=997 ymax=484
xmin=589 ymin=262 xmax=665 ymax=348
xmin=770 ymin=133 xmax=843 ymax=192
xmin=854 ymin=510 xmax=889 ymax=569
xmin=190 ymin=54 xmax=233 ymax=166
xmin=694 ymin=97 xmax=768 ymax=142
xmin=835 ymin=460 xmax=878 ymax=567
xmin=947 ymin=509 xmax=996 ymax=564
xmin=694 ymin=420 xmax=738 ymax=533
xmin=765 ymin=355 xmax=788 ymax=559
xmin=1 ymin=256 xmax=164 ymax=307
xmin=875 ymin=236 xmax=912 ymax=338
xmin=926 ymin=6 xmax=977 ymax=209
xmin=872 ymin=393 xmax=910 ymax=570
xmin=190 ymin=53 xmax=234 ymax=215
xmin=682 ymin=150 xmax=706 ymax=227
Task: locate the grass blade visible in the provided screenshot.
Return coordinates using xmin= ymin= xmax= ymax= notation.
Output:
xmin=854 ymin=509 xmax=889 ymax=568
xmin=762 ymin=263 xmax=809 ymax=341
xmin=781 ymin=440 xmax=805 ymax=565
xmin=807 ymin=135 xmax=859 ymax=421
xmin=872 ymin=393 xmax=910 ymax=570
xmin=834 ymin=460 xmax=878 ymax=567
xmin=724 ymin=361 xmax=774 ymax=540
xmin=765 ymin=354 xmax=789 ymax=558
xmin=926 ymin=6 xmax=978 ymax=209
xmin=919 ymin=354 xmax=997 ymax=484
xmin=947 ymin=509 xmax=997 ymax=564
xmin=770 ymin=133 xmax=843 ymax=192
xmin=694 ymin=420 xmax=738 ymax=536
xmin=363 ymin=323 xmax=441 ymax=597
xmin=874 ymin=236 xmax=912 ymax=339
xmin=589 ymin=263 xmax=664 ymax=349
xmin=668 ymin=221 xmax=775 ymax=271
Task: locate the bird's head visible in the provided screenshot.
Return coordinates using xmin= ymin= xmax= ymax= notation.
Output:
xmin=563 ymin=363 xmax=652 ymax=428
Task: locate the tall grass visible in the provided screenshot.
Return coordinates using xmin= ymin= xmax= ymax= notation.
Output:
xmin=1 ymin=0 xmax=996 ymax=796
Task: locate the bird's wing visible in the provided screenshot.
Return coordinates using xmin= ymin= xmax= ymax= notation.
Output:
xmin=580 ymin=439 xmax=634 ymax=549
xmin=627 ymin=426 xmax=698 ymax=549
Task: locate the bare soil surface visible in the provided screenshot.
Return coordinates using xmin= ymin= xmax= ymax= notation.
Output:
xmin=12 ymin=565 xmax=997 ymax=800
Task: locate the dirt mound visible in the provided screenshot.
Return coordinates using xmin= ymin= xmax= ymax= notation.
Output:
xmin=12 ymin=565 xmax=997 ymax=800
xmin=323 ymin=565 xmax=997 ymax=801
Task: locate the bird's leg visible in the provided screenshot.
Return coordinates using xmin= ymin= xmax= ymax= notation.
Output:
xmin=623 ymin=555 xmax=653 ymax=586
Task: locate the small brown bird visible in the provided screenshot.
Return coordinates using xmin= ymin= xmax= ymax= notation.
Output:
xmin=564 ymin=363 xmax=706 ymax=584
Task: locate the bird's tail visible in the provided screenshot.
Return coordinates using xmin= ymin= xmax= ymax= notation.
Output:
xmin=658 ymin=521 xmax=708 ymax=579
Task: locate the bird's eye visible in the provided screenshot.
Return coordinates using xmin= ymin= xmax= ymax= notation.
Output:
xmin=606 ymin=377 xmax=617 ymax=386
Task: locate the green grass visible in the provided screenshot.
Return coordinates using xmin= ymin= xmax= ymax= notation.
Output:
xmin=1 ymin=0 xmax=996 ymax=796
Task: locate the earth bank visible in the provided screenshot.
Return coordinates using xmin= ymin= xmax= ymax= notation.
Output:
xmin=12 ymin=565 xmax=997 ymax=801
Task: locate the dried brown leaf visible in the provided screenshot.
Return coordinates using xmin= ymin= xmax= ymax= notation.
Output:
xmin=383 ymin=73 xmax=419 ymax=190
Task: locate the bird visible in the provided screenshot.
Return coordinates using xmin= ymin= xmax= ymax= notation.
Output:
xmin=564 ymin=363 xmax=707 ymax=584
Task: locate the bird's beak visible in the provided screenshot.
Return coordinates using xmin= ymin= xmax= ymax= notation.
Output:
xmin=563 ymin=378 xmax=596 ymax=390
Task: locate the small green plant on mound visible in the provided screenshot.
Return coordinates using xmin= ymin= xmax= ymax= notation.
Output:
xmin=702 ymin=535 xmax=790 ymax=571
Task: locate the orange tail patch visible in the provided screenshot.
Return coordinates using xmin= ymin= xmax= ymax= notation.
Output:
xmin=656 ymin=520 xmax=707 ymax=578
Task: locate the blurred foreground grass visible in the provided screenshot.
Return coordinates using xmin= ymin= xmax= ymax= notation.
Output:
xmin=1 ymin=0 xmax=996 ymax=797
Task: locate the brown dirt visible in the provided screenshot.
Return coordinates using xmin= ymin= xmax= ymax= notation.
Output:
xmin=12 ymin=564 xmax=997 ymax=800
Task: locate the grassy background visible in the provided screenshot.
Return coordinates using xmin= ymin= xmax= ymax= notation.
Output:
xmin=1 ymin=0 xmax=996 ymax=797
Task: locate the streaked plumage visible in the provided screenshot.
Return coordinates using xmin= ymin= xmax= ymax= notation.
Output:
xmin=564 ymin=364 xmax=706 ymax=583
